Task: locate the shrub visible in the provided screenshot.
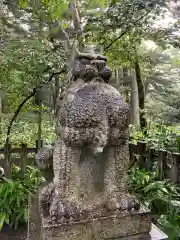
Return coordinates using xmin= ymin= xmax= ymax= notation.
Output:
xmin=0 ymin=115 xmax=56 ymax=147
xmin=0 ymin=165 xmax=45 ymax=230
xmin=130 ymin=123 xmax=180 ymax=152
xmin=128 ymin=166 xmax=180 ymax=239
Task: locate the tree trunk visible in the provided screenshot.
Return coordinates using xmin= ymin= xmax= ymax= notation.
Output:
xmin=115 ymin=68 xmax=119 ymax=87
xmin=0 ymin=95 xmax=2 ymax=115
xmin=71 ymin=0 xmax=82 ymax=31
xmin=134 ymin=60 xmax=147 ymax=134
xmin=37 ymin=101 xmax=42 ymax=149
xmin=53 ymin=74 xmax=60 ymax=117
xmin=130 ymin=70 xmax=140 ymax=128
xmin=0 ymin=94 xmax=2 ymax=143
xmin=122 ymin=67 xmax=130 ymax=103
xmin=70 ymin=0 xmax=84 ymax=51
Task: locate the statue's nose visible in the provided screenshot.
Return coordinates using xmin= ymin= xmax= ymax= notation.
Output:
xmin=91 ymin=60 xmax=106 ymax=71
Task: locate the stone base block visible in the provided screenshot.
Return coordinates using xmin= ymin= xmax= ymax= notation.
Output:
xmin=27 ymin=194 xmax=167 ymax=240
xmin=41 ymin=207 xmax=153 ymax=240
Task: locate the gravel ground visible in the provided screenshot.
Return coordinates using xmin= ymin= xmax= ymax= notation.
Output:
xmin=0 ymin=224 xmax=27 ymax=240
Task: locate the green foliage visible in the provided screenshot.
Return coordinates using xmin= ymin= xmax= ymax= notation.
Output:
xmin=40 ymin=0 xmax=69 ymax=20
xmin=128 ymin=167 xmax=180 ymax=239
xmin=158 ymin=212 xmax=180 ymax=240
xmin=2 ymin=1 xmax=179 ymax=238
xmin=129 ymin=167 xmax=180 ymax=212
xmin=19 ymin=0 xmax=110 ymax=22
xmin=0 ymin=165 xmax=45 ymax=230
xmin=130 ymin=123 xmax=180 ymax=152
xmin=0 ymin=115 xmax=56 ymax=147
xmin=82 ymin=0 xmax=109 ymax=10
xmin=0 ymin=37 xmax=62 ymax=111
xmin=144 ymin=47 xmax=180 ymax=124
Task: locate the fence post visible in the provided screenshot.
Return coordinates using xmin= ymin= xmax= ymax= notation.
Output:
xmin=137 ymin=141 xmax=147 ymax=169
xmin=146 ymin=147 xmax=155 ymax=171
xmin=4 ymin=143 xmax=12 ymax=178
xmin=35 ymin=140 xmax=43 ymax=153
xmin=171 ymin=153 xmax=180 ymax=184
xmin=129 ymin=143 xmax=137 ymax=167
xmin=20 ymin=143 xmax=28 ymax=174
xmin=158 ymin=150 xmax=167 ymax=180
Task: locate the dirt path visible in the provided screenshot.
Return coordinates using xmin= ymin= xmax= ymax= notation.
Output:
xmin=0 ymin=224 xmax=27 ymax=240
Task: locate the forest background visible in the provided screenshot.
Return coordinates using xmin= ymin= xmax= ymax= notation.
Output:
xmin=0 ymin=0 xmax=180 ymax=239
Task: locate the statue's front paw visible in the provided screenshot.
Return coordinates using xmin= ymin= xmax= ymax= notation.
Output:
xmin=106 ymin=193 xmax=140 ymax=213
xmin=49 ymin=198 xmax=83 ymax=224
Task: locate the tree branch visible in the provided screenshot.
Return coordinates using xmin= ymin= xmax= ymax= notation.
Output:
xmin=5 ymin=67 xmax=66 ymax=146
xmin=104 ymin=11 xmax=151 ymax=52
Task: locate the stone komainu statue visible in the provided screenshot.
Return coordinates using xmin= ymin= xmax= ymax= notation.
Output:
xmin=36 ymin=51 xmax=139 ymax=224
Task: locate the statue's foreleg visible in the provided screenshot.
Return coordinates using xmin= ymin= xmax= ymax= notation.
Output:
xmin=39 ymin=135 xmax=83 ymax=224
xmin=104 ymin=137 xmax=140 ymax=212
xmin=49 ymin=137 xmax=84 ymax=223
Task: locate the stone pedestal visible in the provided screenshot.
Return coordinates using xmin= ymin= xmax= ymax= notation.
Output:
xmin=27 ymin=193 xmax=42 ymax=240
xmin=41 ymin=207 xmax=152 ymax=240
xmin=28 ymin=194 xmax=168 ymax=240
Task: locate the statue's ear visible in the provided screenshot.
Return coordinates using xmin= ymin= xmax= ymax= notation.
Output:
xmin=97 ymin=55 xmax=107 ymax=62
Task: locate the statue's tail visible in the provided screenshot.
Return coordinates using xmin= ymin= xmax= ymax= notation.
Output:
xmin=35 ymin=146 xmax=53 ymax=169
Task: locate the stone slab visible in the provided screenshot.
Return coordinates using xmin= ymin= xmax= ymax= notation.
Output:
xmin=41 ymin=206 xmax=153 ymax=240
xmin=27 ymin=194 xmax=168 ymax=240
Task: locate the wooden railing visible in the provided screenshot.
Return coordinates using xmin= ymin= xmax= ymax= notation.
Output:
xmin=0 ymin=140 xmax=180 ymax=184
xmin=129 ymin=141 xmax=180 ymax=184
xmin=0 ymin=140 xmax=43 ymax=174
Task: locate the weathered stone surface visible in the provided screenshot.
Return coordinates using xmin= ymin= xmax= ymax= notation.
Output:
xmin=27 ymin=194 xmax=167 ymax=240
xmin=35 ymin=145 xmax=53 ymax=170
xmin=27 ymin=192 xmax=41 ymax=240
xmin=41 ymin=206 xmax=152 ymax=240
xmin=36 ymin=50 xmax=140 ymax=225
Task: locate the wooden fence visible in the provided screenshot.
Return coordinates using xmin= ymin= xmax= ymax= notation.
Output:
xmin=0 ymin=140 xmax=180 ymax=184
xmin=0 ymin=140 xmax=43 ymax=175
xmin=129 ymin=141 xmax=180 ymax=184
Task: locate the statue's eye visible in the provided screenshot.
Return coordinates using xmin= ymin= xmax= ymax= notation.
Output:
xmin=80 ymin=58 xmax=90 ymax=65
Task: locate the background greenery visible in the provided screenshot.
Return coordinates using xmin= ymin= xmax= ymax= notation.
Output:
xmin=1 ymin=0 xmax=180 ymax=238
